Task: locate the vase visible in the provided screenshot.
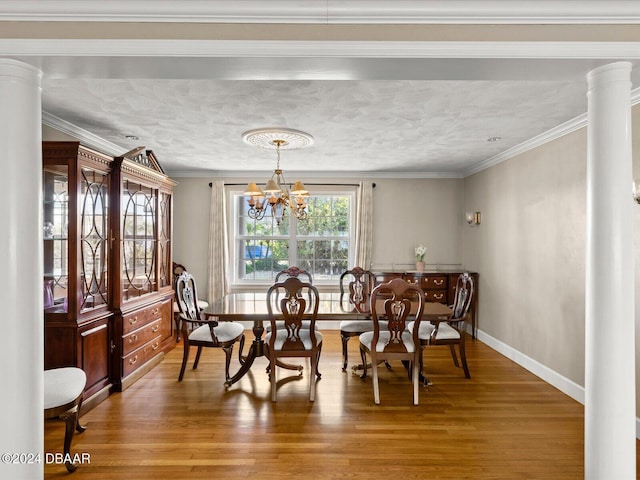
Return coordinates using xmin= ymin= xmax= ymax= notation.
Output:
xmin=416 ymin=261 xmax=425 ymax=272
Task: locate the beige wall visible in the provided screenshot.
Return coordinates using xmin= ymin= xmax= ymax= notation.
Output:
xmin=464 ymin=103 xmax=639 ymax=413
xmin=463 ymin=130 xmax=587 ymax=384
xmin=171 ymin=176 xmax=465 ymax=293
xmin=370 ymin=178 xmax=464 ymax=269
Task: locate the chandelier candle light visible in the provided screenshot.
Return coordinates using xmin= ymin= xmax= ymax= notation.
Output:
xmin=415 ymin=244 xmax=426 ymax=272
xmin=242 ymin=128 xmax=314 ymax=225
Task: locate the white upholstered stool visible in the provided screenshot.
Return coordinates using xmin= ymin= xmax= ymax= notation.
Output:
xmin=44 ymin=367 xmax=87 ymax=472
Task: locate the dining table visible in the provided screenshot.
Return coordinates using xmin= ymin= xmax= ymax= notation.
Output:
xmin=202 ymin=292 xmax=453 ymax=387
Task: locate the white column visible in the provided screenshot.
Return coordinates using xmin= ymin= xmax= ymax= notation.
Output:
xmin=585 ymin=61 xmax=636 ymax=479
xmin=0 ymin=59 xmax=43 ymax=478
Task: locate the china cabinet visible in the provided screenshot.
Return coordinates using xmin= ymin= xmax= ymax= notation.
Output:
xmin=43 ymin=142 xmax=114 ymax=405
xmin=43 ymin=142 xmax=176 ymax=406
xmin=111 ymin=150 xmax=176 ymax=391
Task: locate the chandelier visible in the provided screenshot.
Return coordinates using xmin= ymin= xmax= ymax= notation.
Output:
xmin=242 ymin=128 xmax=314 ymax=225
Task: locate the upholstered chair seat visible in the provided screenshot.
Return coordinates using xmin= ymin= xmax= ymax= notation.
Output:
xmin=266 ymin=329 xmax=323 ymax=350
xmin=359 ymin=330 xmax=417 ymax=353
xmin=189 ymin=321 xmax=245 ymax=344
xmin=407 ymin=321 xmax=460 ymax=341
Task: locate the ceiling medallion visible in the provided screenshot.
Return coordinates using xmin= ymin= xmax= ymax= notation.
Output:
xmin=241 ymin=127 xmax=315 ymax=150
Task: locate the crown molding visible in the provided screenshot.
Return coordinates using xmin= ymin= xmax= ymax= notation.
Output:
xmin=4 ymin=39 xmax=640 ymax=60
xmin=2 ymin=0 xmax=640 ymax=24
xmin=463 ymin=86 xmax=640 ymax=177
xmin=42 ymin=111 xmax=126 ymax=156
xmin=165 ymin=169 xmax=463 ymax=179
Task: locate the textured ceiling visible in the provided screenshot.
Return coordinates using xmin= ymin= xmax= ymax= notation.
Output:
xmin=41 ymin=77 xmax=590 ymax=176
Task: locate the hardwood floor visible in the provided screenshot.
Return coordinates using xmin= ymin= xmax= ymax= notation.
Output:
xmin=44 ymin=331 xmax=637 ymax=479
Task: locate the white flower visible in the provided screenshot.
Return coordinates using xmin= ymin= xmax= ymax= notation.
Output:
xmin=415 ymin=244 xmax=426 ymax=261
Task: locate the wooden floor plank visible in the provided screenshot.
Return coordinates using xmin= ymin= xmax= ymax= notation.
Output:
xmin=44 ymin=331 xmax=639 ymax=479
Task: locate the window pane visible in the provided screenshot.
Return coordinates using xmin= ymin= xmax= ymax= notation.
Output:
xmin=240 ymin=239 xmax=289 ymax=280
xmin=233 ymin=190 xmax=353 ymax=283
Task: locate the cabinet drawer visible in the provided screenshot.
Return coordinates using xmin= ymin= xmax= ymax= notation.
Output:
xmin=122 ymin=301 xmax=163 ymax=334
xmin=122 ymin=335 xmax=162 ymax=377
xmin=425 ymin=289 xmax=447 ymax=304
xmin=122 ymin=318 xmax=162 ymax=356
xmin=421 ymin=275 xmax=447 ymax=290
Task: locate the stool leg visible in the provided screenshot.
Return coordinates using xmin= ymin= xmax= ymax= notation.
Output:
xmin=75 ymin=397 xmax=87 ymax=433
xmin=60 ymin=408 xmax=78 ymax=472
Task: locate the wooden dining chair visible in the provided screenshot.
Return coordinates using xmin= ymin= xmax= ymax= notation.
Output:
xmin=338 ymin=266 xmax=380 ymax=371
xmin=359 ymin=277 xmax=425 ymax=405
xmin=172 ymin=262 xmax=209 ymax=341
xmin=265 ymin=276 xmax=322 ymax=402
xmin=267 ymin=266 xmax=314 ymax=332
xmin=408 ymin=272 xmax=474 ymax=379
xmin=175 ymin=272 xmax=245 ymax=383
xmin=274 ymin=265 xmax=313 ymax=284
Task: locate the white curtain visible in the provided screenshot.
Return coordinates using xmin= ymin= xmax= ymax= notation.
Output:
xmin=354 ymin=181 xmax=373 ymax=269
xmin=207 ymin=180 xmax=228 ymax=302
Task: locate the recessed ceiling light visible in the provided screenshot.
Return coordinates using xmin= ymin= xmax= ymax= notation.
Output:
xmin=125 ymin=135 xmax=139 ymax=140
xmin=487 ymin=136 xmax=501 ymax=142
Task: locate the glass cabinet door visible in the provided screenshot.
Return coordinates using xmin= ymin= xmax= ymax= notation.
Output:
xmin=43 ymin=166 xmax=69 ymax=313
xmin=80 ymin=167 xmax=110 ymax=311
xmin=158 ymin=191 xmax=172 ymax=289
xmin=121 ymin=179 xmax=157 ymax=300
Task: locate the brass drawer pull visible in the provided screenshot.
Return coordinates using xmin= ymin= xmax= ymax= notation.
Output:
xmin=434 ymin=279 xmax=444 ymax=286
xmin=151 ymin=325 xmax=159 ymax=333
xmin=151 ymin=307 xmax=159 ymax=316
xmin=152 ymin=342 xmax=159 ymax=351
xmin=128 ymin=334 xmax=138 ymax=344
xmin=129 ymin=355 xmax=138 ymax=365
xmin=129 ymin=316 xmax=138 ymax=325
xmin=434 ymin=293 xmax=444 ymax=300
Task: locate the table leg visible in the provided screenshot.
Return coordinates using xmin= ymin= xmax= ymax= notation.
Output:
xmin=225 ymin=338 xmax=264 ymax=388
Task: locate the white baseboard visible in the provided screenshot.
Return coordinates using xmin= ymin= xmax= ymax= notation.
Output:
xmin=475 ymin=328 xmax=640 ymax=440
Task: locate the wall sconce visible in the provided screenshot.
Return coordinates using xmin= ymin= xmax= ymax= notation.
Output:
xmin=466 ymin=211 xmax=481 ymax=226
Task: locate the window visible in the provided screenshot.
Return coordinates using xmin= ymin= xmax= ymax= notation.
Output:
xmin=230 ymin=185 xmax=356 ymax=286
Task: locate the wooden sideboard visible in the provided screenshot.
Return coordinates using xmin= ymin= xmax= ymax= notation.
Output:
xmin=373 ymin=271 xmax=479 ymax=338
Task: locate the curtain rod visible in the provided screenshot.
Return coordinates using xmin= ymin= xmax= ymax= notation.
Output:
xmin=209 ymin=182 xmax=376 ymax=188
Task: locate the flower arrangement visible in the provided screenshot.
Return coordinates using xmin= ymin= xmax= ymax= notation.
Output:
xmin=415 ymin=244 xmax=426 ymax=262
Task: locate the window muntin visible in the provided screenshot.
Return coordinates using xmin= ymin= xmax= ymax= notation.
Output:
xmin=232 ymin=186 xmax=356 ymax=286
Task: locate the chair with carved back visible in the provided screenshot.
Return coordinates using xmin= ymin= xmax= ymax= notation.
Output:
xmin=338 ymin=266 xmax=380 ymax=371
xmin=265 ymin=277 xmax=323 ymax=402
xmin=408 ymin=272 xmax=474 ymax=379
xmin=267 ymin=266 xmax=314 ymax=332
xmin=175 ymin=271 xmax=245 ymax=383
xmin=359 ymin=277 xmax=425 ymax=405
xmin=172 ymin=262 xmax=209 ymax=341
xmin=274 ymin=265 xmax=313 ymax=284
